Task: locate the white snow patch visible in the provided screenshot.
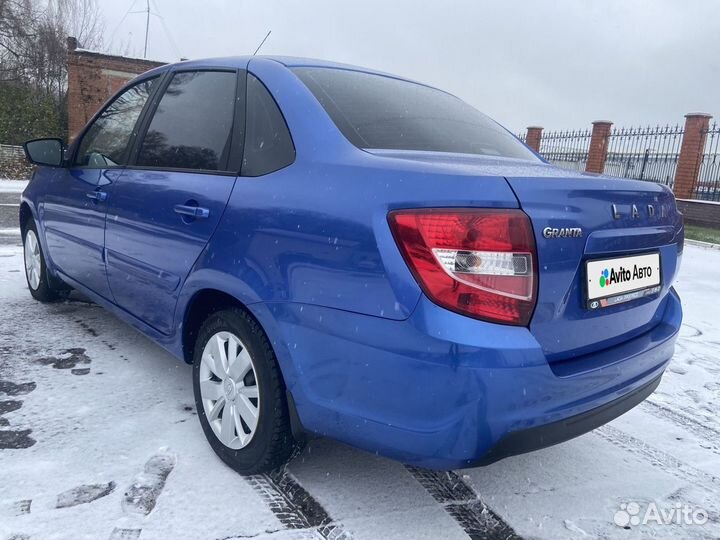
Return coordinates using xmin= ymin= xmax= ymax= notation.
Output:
xmin=0 ymin=179 xmax=29 ymax=193
xmin=0 ymin=245 xmax=718 ymax=539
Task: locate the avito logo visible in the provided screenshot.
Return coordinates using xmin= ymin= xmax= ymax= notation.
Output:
xmin=600 ymin=265 xmax=653 ymax=288
xmin=599 ymin=268 xmax=610 ymax=288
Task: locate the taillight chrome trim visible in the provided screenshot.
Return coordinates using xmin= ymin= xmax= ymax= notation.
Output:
xmin=431 ymin=248 xmax=535 ymax=301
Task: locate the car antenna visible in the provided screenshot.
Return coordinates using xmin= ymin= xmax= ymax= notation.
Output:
xmin=253 ymin=30 xmax=272 ymax=56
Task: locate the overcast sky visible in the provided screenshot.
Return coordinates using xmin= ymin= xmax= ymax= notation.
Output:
xmin=95 ymin=0 xmax=720 ymax=133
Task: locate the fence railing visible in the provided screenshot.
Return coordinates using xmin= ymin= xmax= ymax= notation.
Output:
xmin=521 ymin=113 xmax=720 ymax=202
xmin=604 ymin=125 xmax=683 ymax=188
xmin=696 ymin=122 xmax=720 ymax=201
xmin=538 ymin=129 xmax=591 ymax=172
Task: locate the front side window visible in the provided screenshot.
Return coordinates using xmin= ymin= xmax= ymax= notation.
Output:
xmin=293 ymin=67 xmax=538 ymax=161
xmin=136 ymin=71 xmax=237 ymax=172
xmin=75 ymin=78 xmax=157 ymax=168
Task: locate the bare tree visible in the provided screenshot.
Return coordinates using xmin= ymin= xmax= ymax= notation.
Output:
xmin=0 ymin=0 xmax=39 ymax=80
xmin=49 ymin=0 xmax=104 ymax=51
xmin=0 ymin=0 xmax=104 ymax=140
xmin=1 ymin=0 xmax=103 ymax=89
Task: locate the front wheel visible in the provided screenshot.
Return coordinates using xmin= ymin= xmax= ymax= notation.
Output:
xmin=192 ymin=308 xmax=296 ymax=474
xmin=23 ymin=220 xmax=69 ymax=302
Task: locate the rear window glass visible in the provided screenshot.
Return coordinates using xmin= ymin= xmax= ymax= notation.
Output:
xmin=293 ymin=67 xmax=536 ymax=161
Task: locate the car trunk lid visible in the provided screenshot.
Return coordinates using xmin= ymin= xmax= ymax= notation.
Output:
xmin=506 ymin=174 xmax=683 ymax=362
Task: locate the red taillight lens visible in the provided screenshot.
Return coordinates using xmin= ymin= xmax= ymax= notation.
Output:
xmin=388 ymin=208 xmax=537 ymax=325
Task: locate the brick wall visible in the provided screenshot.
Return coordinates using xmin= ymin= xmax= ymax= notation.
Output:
xmin=586 ymin=121 xmax=613 ymax=174
xmin=525 ymin=127 xmax=543 ymax=153
xmin=0 ymin=144 xmax=32 ymax=180
xmin=67 ymin=37 xmax=164 ymax=140
xmin=677 ymin=199 xmax=720 ymax=228
xmin=673 ymin=114 xmax=712 ymax=199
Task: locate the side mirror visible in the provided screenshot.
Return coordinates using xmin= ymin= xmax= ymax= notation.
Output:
xmin=23 ymin=138 xmax=65 ymax=167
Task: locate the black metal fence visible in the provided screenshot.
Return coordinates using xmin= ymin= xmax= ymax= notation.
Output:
xmin=538 ymin=129 xmax=591 ymax=172
xmin=696 ymin=122 xmax=720 ymax=201
xmin=520 ymin=117 xmax=720 ymax=202
xmin=604 ymin=125 xmax=683 ymax=188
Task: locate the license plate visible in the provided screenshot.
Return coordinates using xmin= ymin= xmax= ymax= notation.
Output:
xmin=585 ymin=252 xmax=661 ymax=310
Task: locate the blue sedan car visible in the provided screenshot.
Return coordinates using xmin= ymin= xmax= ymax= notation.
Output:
xmin=21 ymin=56 xmax=683 ymax=474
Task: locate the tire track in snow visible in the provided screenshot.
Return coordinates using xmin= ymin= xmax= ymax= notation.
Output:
xmin=406 ymin=466 xmax=522 ymax=540
xmin=642 ymin=399 xmax=720 ymax=453
xmin=246 ymin=466 xmax=352 ymax=539
xmin=596 ymin=425 xmax=720 ymax=502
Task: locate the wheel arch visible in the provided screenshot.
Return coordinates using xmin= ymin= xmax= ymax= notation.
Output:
xmin=19 ymin=201 xmax=34 ymax=235
xmin=180 ymin=288 xmax=310 ymax=441
xmin=181 ymin=288 xmax=250 ymax=364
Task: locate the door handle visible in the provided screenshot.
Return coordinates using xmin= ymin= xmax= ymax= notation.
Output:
xmin=173 ymin=204 xmax=210 ymax=219
xmin=86 ymin=191 xmax=108 ymax=202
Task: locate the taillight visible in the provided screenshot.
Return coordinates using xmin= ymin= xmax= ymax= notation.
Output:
xmin=388 ymin=208 xmax=537 ymax=326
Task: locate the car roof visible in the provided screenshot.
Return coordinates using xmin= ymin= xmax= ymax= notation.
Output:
xmin=144 ymin=55 xmax=423 ymax=86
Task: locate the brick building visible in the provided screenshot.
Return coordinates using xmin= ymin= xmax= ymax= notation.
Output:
xmin=66 ymin=36 xmax=164 ymax=140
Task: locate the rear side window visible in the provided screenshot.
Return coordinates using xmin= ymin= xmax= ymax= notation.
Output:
xmin=75 ymin=77 xmax=157 ymax=168
xmin=293 ymin=67 xmax=537 ymax=161
xmin=137 ymin=71 xmax=237 ymax=172
xmin=242 ymin=74 xmax=295 ymax=177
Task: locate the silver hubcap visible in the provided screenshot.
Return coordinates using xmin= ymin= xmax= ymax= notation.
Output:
xmin=199 ymin=331 xmax=260 ymax=449
xmin=24 ymin=229 xmax=41 ymax=290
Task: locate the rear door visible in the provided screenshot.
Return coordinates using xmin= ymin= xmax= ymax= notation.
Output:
xmin=42 ymin=77 xmax=158 ymax=298
xmin=104 ymin=68 xmax=245 ymax=333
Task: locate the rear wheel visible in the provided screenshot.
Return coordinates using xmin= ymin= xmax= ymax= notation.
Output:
xmin=23 ymin=220 xmax=69 ymax=302
xmin=192 ymin=308 xmax=296 ymax=474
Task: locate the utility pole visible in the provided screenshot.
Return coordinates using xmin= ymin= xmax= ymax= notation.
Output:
xmin=143 ymin=0 xmax=150 ymax=58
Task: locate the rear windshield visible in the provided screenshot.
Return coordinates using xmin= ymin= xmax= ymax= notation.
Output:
xmin=293 ymin=67 xmax=537 ymax=161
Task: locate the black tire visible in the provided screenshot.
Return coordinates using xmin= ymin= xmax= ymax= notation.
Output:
xmin=192 ymin=308 xmax=296 ymax=474
xmin=23 ymin=219 xmax=69 ymax=302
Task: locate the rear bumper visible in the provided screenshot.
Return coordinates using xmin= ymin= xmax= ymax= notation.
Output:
xmin=251 ymin=287 xmax=681 ymax=469
xmin=474 ymin=372 xmax=662 ymax=466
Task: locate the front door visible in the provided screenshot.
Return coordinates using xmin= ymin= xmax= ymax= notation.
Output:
xmin=42 ymin=77 xmax=159 ymax=299
xmin=104 ymin=69 xmax=242 ymax=333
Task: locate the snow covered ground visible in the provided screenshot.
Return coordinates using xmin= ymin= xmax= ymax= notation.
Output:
xmin=0 ymin=180 xmax=29 ymax=194
xmin=0 ymin=241 xmax=718 ymax=540
xmin=0 ymin=181 xmax=26 ymax=243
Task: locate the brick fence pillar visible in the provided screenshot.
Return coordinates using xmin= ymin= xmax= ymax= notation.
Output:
xmin=525 ymin=126 xmax=543 ymax=153
xmin=674 ymin=113 xmax=712 ymax=199
xmin=585 ymin=121 xmax=613 ymax=174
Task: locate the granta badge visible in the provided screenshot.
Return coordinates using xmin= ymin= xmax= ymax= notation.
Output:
xmin=542 ymin=226 xmax=583 ymax=239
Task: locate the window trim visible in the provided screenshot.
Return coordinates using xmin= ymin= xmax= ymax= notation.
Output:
xmin=70 ymin=75 xmax=163 ymax=169
xmin=227 ymin=69 xmax=247 ymax=174
xmin=240 ymin=72 xmax=296 ymax=178
xmin=126 ymin=68 xmax=243 ymax=176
